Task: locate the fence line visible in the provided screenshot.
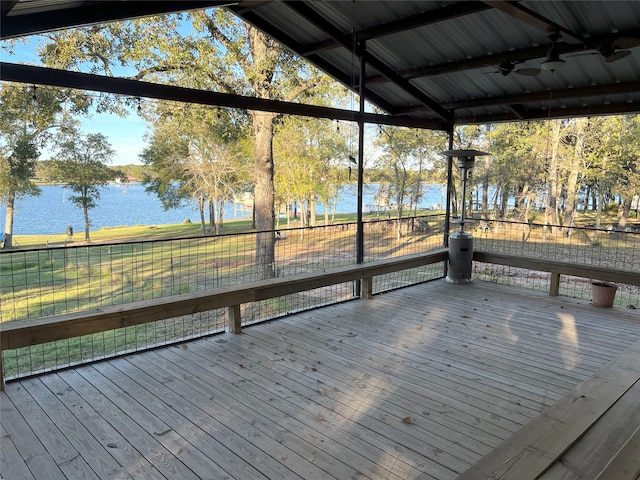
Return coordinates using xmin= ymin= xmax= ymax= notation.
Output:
xmin=6 ymin=214 xmax=636 ymax=381
xmin=470 ymin=219 xmax=640 ymax=307
xmin=1 ymin=214 xmax=446 ymax=379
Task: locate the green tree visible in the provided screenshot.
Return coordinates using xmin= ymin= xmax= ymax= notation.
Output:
xmin=183 ymin=134 xmax=249 ymax=235
xmin=0 ymin=84 xmax=64 ymax=248
xmin=46 ymin=129 xmax=119 ymax=242
xmin=375 ymin=126 xmax=446 ymax=239
xmin=592 ymin=116 xmax=640 ymax=231
xmin=40 ymin=9 xmax=331 ymax=278
xmin=139 ymin=102 xmax=250 ymax=234
xmin=487 ymin=122 xmax=546 ymax=221
xmin=274 ymin=117 xmax=348 ymax=228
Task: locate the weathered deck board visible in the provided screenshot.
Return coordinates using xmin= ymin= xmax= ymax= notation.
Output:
xmin=0 ymin=424 xmax=36 ymax=480
xmin=1 ymin=280 xmax=639 ymax=480
xmin=456 ymin=340 xmax=640 ymax=480
xmin=595 ymin=425 xmax=640 ymax=480
xmin=539 ymin=378 xmax=640 ymax=480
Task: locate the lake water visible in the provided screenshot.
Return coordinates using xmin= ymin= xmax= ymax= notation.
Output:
xmin=0 ymin=183 xmax=446 ymax=235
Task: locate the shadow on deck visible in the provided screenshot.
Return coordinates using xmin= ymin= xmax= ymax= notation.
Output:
xmin=2 ymin=280 xmax=639 ymax=480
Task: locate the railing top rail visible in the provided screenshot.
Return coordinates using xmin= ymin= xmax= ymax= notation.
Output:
xmin=0 ymin=248 xmax=449 ymax=352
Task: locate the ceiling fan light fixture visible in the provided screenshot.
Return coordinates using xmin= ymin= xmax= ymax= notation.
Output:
xmin=541 ymin=33 xmax=565 ymax=72
xmin=541 ymin=45 xmax=565 ymax=72
xmin=541 ymin=57 xmax=565 ymax=72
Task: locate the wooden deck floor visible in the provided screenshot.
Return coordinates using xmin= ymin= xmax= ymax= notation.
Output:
xmin=2 ymin=280 xmax=640 ymax=480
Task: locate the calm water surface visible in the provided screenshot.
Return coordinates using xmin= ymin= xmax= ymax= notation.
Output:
xmin=0 ymin=183 xmax=445 ymax=235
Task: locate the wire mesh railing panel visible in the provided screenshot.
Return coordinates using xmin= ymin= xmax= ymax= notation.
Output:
xmin=274 ymin=224 xmax=357 ymax=275
xmin=471 ymin=219 xmax=640 ymax=307
xmin=373 ymin=263 xmax=445 ymax=295
xmin=364 ymin=214 xmax=446 ymax=261
xmin=2 ymin=309 xmax=227 ymax=379
xmin=472 ymin=263 xmax=552 ymax=294
xmin=473 ymin=220 xmax=640 ymax=270
xmin=240 ymin=282 xmax=357 ymax=327
xmin=1 ymin=214 xmax=447 ymax=380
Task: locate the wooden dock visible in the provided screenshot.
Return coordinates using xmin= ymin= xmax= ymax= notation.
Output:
xmin=2 ymin=280 xmax=639 ymax=479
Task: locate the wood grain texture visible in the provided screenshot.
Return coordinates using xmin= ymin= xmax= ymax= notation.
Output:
xmin=473 ymin=251 xmax=640 ymax=286
xmin=0 ymin=249 xmax=448 ymax=351
xmin=595 ymin=425 xmax=640 ymax=480
xmin=456 ymin=341 xmax=640 ymax=480
xmin=1 ymin=280 xmax=639 ymax=480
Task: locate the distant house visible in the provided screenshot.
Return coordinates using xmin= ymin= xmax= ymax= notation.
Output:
xmin=115 ymin=175 xmax=138 ymax=184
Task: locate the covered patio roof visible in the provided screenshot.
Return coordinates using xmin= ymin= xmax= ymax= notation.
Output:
xmin=2 ymin=1 xmax=640 ymax=130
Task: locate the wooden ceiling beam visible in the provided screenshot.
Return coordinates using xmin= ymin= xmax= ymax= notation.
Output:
xmin=0 ymin=1 xmax=234 ymax=39
xmin=457 ymin=101 xmax=640 ymax=124
xmin=0 ymin=62 xmax=449 ymax=131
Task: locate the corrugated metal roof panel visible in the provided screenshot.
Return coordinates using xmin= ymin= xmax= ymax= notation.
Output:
xmin=2 ymin=1 xmax=640 ymax=125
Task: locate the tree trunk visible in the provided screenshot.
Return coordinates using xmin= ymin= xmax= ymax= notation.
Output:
xmin=2 ymin=191 xmax=15 ymax=249
xmin=309 ymin=195 xmax=316 ymax=226
xmin=562 ymin=170 xmax=580 ymax=233
xmin=481 ymin=172 xmax=489 ymax=220
xmin=500 ymin=186 xmax=509 ymax=218
xmin=547 ymin=121 xmax=561 ymax=233
xmin=209 ymin=199 xmax=215 ymax=234
xmin=563 ymin=127 xmax=585 ymax=234
xmin=618 ymin=196 xmax=632 ymax=229
xmin=524 ymin=191 xmax=534 ymax=223
xmin=252 ymin=110 xmax=277 ymax=279
xmin=594 ymin=186 xmax=604 ymax=242
xmin=396 ymin=199 xmax=404 ymax=241
xmin=450 ymin=182 xmax=458 ymax=218
xmin=198 ymin=196 xmax=206 ymax=236
xmin=518 ymin=182 xmax=530 ymax=220
xmin=83 ymin=204 xmax=91 ymax=242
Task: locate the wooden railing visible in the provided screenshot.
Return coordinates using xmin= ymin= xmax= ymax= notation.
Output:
xmin=0 ymin=248 xmax=449 ymax=389
xmin=473 ymin=251 xmax=640 ymax=294
xmin=3 ymin=248 xmax=637 ymax=390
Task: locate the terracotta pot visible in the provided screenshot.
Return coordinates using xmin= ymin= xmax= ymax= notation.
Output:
xmin=591 ymin=282 xmax=618 ymax=307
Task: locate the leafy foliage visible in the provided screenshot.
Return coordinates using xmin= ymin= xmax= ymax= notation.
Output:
xmin=45 ymin=128 xmax=120 ymax=241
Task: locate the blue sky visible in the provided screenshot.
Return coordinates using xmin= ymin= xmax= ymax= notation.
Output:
xmin=3 ymin=37 xmax=148 ymax=165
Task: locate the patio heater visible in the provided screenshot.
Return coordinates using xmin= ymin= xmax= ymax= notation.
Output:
xmin=442 ymin=149 xmax=490 ymax=284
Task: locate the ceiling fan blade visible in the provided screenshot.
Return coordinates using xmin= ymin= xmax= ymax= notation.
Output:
xmin=611 ymin=36 xmax=640 ymax=49
xmin=604 ymin=50 xmax=631 ymax=63
xmin=515 ymin=67 xmax=541 ymax=76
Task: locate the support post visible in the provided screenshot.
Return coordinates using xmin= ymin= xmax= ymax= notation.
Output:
xmin=550 ymin=272 xmax=560 ymax=296
xmin=228 ymin=305 xmax=242 ymax=333
xmin=361 ymin=277 xmax=374 ymax=299
xmin=0 ymin=353 xmax=4 ymax=391
xmin=443 ymin=129 xmax=454 ymax=277
xmin=355 ymin=39 xmax=366 ymax=297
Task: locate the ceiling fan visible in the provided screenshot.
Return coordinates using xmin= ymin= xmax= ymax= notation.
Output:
xmin=490 ymin=32 xmax=639 ymax=77
xmin=591 ymin=36 xmax=640 ymax=63
xmin=493 ymin=60 xmax=540 ymax=76
xmin=545 ymin=32 xmax=640 ymax=70
xmin=539 ymin=31 xmax=565 ymax=72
